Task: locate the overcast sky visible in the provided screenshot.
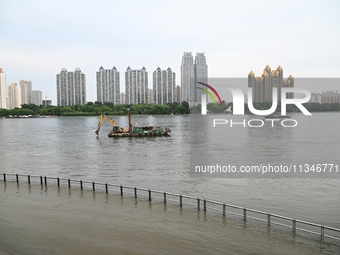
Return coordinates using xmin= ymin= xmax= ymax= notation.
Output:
xmin=1 ymin=0 xmax=339 ymax=104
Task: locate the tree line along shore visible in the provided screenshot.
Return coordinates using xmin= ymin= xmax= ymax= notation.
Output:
xmin=0 ymin=101 xmax=339 ymax=117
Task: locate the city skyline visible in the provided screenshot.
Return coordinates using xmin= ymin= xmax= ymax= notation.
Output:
xmin=1 ymin=1 xmax=339 ymax=105
xmin=0 ymin=69 xmax=44 ymax=109
xmin=1 ymin=62 xmax=339 ymax=107
xmin=2 ymin=55 xmax=339 ymax=107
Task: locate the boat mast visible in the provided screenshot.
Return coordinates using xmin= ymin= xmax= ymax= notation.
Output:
xmin=127 ymin=108 xmax=132 ymax=133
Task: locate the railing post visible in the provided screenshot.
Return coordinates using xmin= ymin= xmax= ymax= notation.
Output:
xmin=321 ymin=226 xmax=325 ymax=242
xmin=44 ymin=176 xmax=47 ymax=186
xmin=203 ymin=199 xmax=206 ymax=212
xmin=163 ymin=192 xmax=166 ymax=204
xmin=120 ymin=185 xmax=123 ymax=196
xmin=148 ymin=189 xmax=151 ymax=202
xmin=243 ymin=208 xmax=247 ymax=222
xmin=197 ymin=198 xmax=201 ymax=211
xmin=223 ymin=204 xmax=226 ymax=217
xmin=134 ymin=187 xmax=137 ymax=198
xmin=293 ymin=219 xmax=296 ymax=235
xmin=68 ymin=178 xmax=71 ymax=188
xmin=267 ymin=214 xmax=271 ymax=227
xmin=180 ymin=195 xmax=182 ymax=207
xmin=57 ymin=178 xmax=60 ymax=187
xmin=3 ymin=173 xmax=6 ymax=182
xmin=16 ymin=174 xmax=19 ymax=183
xmin=28 ymin=175 xmax=31 ymax=185
xmin=106 ymin=183 xmax=108 ymax=194
xmin=40 ymin=176 xmax=43 ymax=186
xmin=92 ymin=182 xmax=95 ymax=192
xmin=80 ymin=180 xmax=83 ymax=190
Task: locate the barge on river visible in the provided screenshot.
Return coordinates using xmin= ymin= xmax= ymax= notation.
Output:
xmin=95 ymin=109 xmax=171 ymax=138
xmin=108 ymin=126 xmax=171 ymax=137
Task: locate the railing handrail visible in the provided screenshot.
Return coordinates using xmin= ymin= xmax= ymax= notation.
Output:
xmin=2 ymin=173 xmax=340 ymax=243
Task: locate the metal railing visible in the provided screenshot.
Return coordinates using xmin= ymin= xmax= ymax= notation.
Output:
xmin=2 ymin=173 xmax=340 ymax=243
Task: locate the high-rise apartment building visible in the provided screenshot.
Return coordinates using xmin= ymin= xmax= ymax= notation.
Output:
xmin=248 ymin=65 xmax=294 ymax=103
xmin=176 ymin=85 xmax=181 ymax=103
xmin=125 ymin=67 xmax=148 ymax=105
xmin=153 ymin=67 xmax=176 ymax=105
xmin=181 ymin=52 xmax=194 ymax=103
xmin=31 ymin=90 xmax=42 ymax=106
xmin=181 ymin=52 xmax=207 ymax=104
xmin=19 ymin=80 xmax=32 ymax=105
xmin=148 ymin=89 xmax=153 ymax=104
xmin=194 ymin=53 xmax=208 ymax=103
xmin=56 ymin=68 xmax=86 ymax=106
xmin=0 ymin=68 xmax=7 ymax=109
xmin=120 ymin=93 xmax=126 ymax=104
xmin=8 ymin=83 xmax=22 ymax=109
xmin=96 ymin=66 xmax=120 ymax=104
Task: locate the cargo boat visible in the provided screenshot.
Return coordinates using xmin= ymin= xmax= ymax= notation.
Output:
xmin=108 ymin=126 xmax=171 ymax=137
xmin=95 ymin=109 xmax=171 ymax=138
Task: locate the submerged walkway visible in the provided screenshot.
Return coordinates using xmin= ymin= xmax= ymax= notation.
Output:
xmin=0 ymin=173 xmax=339 ymax=255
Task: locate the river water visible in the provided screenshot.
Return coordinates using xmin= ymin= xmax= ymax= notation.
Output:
xmin=0 ymin=113 xmax=339 ymax=254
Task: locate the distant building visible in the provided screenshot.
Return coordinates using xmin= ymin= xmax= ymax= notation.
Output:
xmin=194 ymin=53 xmax=208 ymax=103
xmin=56 ymin=68 xmax=86 ymax=106
xmin=181 ymin=52 xmax=207 ymax=104
xmin=125 ymin=66 xmax=148 ymax=104
xmin=153 ymin=67 xmax=176 ymax=105
xmin=148 ymin=89 xmax=153 ymax=104
xmin=0 ymin=68 xmax=7 ymax=109
xmin=176 ymin=85 xmax=181 ymax=103
xmin=321 ymin=91 xmax=339 ymax=104
xmin=181 ymin=52 xmax=194 ymax=103
xmin=248 ymin=65 xmax=294 ymax=103
xmin=120 ymin=92 xmax=126 ymax=104
xmin=96 ymin=66 xmax=120 ymax=104
xmin=31 ymin=90 xmax=42 ymax=106
xmin=42 ymin=100 xmax=52 ymax=107
xmin=8 ymin=83 xmax=22 ymax=109
xmin=19 ymin=80 xmax=32 ymax=105
xmin=310 ymin=93 xmax=322 ymax=104
xmin=310 ymin=91 xmax=340 ymax=104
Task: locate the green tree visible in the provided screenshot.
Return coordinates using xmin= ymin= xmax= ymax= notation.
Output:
xmin=176 ymin=105 xmax=186 ymax=114
xmin=100 ymin=105 xmax=112 ymax=114
xmin=168 ymin=102 xmax=179 ymax=113
xmin=0 ymin=108 xmax=8 ymax=117
xmin=181 ymin=101 xmax=190 ymax=114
